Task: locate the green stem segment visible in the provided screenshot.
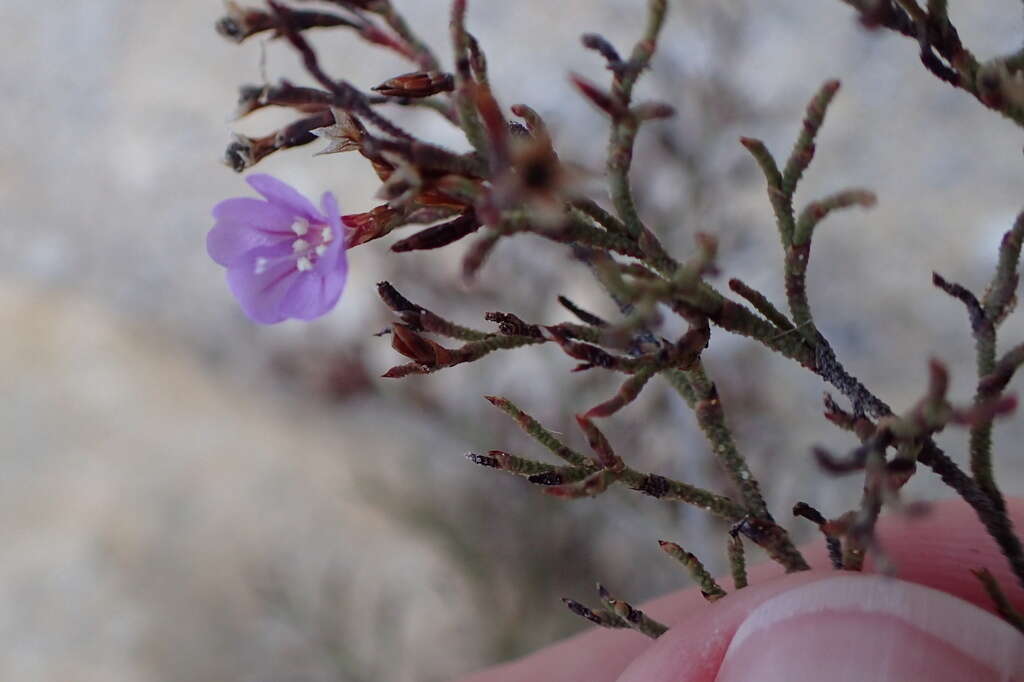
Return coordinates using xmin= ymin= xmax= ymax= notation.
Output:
xmin=659 ymin=540 xmax=727 ymax=601
xmin=688 ymin=364 xmax=769 ymax=518
xmin=727 ymin=534 xmax=749 ymax=589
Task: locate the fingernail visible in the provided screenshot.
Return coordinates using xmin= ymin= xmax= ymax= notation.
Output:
xmin=716 ymin=575 xmax=1024 ymax=682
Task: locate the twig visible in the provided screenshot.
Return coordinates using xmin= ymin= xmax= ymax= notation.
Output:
xmin=658 ymin=540 xmax=727 ymax=601
xmin=972 ymin=568 xmax=1024 ymax=632
xmin=727 ymin=534 xmax=749 ymax=589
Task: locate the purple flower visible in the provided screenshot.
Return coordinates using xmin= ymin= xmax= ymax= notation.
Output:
xmin=208 ymin=174 xmax=348 ymax=324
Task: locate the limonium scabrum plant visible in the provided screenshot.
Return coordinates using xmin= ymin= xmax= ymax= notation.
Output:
xmin=210 ymin=0 xmax=1024 ymax=640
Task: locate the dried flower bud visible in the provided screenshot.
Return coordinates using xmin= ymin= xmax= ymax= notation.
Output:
xmin=231 ymin=80 xmax=333 ymax=128
xmin=561 ymin=599 xmax=621 ymax=627
xmin=357 ymin=23 xmax=419 ymax=62
xmin=575 ymin=415 xmax=623 ymax=472
xmin=223 ymin=112 xmax=330 ymax=171
xmin=569 ymin=73 xmax=626 ymax=118
xmin=260 ymin=80 xmax=333 ymax=114
xmin=487 ymin=135 xmax=570 ymax=229
xmin=580 ymin=33 xmax=621 ymax=64
xmin=232 ymin=84 xmax=269 ymax=120
xmin=369 ymin=159 xmax=396 ymax=182
xmin=221 ymin=1 xmax=359 ymax=43
xmin=372 ymin=71 xmax=455 ymax=98
xmin=223 ymin=133 xmax=274 ymax=172
xmin=274 ymin=110 xmax=334 ymax=149
xmin=484 ymin=311 xmax=543 ymax=338
xmin=216 ymin=1 xmax=274 ymax=43
xmin=310 ymin=108 xmax=366 ymax=155
xmin=400 ymin=205 xmax=463 ymax=226
xmin=429 ymin=176 xmax=483 ymax=206
xmin=322 ymin=0 xmax=382 ymax=9
xmin=344 ymin=205 xmax=401 ymax=246
xmin=632 ymin=101 xmax=676 ymax=121
xmin=391 ymin=324 xmax=454 ymax=367
xmin=513 ymin=138 xmax=562 ymax=193
xmin=461 ymin=232 xmax=500 ymax=283
xmin=978 ymin=60 xmax=1024 ymax=112
xmin=376 ymin=153 xmax=422 ymax=207
xmin=376 ymin=282 xmax=434 ymax=336
xmin=391 ymin=211 xmax=480 ymax=252
xmin=547 ymin=328 xmax=619 ymax=372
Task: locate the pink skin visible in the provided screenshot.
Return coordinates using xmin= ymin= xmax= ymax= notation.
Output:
xmin=208 ymin=174 xmax=348 ymax=324
xmin=460 ymin=497 xmax=1024 ymax=682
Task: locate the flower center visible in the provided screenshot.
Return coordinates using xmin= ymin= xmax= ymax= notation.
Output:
xmin=252 ymin=217 xmax=336 ymax=276
xmin=288 ymin=218 xmax=333 ymax=272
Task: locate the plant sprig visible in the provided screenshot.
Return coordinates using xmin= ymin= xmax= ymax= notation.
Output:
xmin=214 ymin=0 xmax=1024 ymax=633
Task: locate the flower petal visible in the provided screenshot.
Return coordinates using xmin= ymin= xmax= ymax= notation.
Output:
xmin=211 ymin=197 xmax=294 ymax=228
xmin=319 ymin=191 xmax=349 ymax=273
xmin=226 ymin=243 xmax=298 ymax=324
xmin=279 ymin=268 xmax=347 ymax=323
xmin=247 ymin=174 xmax=321 ymax=219
xmin=278 ymin=273 xmax=332 ymax=320
xmin=207 ymin=219 xmax=289 ymax=267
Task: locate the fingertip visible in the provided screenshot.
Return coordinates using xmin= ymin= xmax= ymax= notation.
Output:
xmin=715 ymin=575 xmax=1024 ymax=682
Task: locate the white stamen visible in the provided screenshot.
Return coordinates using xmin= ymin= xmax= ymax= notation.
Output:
xmin=296 ymin=256 xmax=313 ymax=272
xmin=291 ymin=218 xmax=309 ymax=236
xmin=315 ymin=245 xmax=327 ymax=256
xmin=321 ymin=227 xmax=333 ymax=242
xmin=292 ymin=238 xmax=310 ymax=252
xmin=254 ymin=257 xmax=268 ymax=275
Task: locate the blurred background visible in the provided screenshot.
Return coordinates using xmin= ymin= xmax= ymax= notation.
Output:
xmin=2 ymin=0 xmax=1024 ymax=679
